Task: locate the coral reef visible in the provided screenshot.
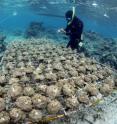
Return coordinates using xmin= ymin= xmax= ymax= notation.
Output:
xmin=47 ymin=99 xmax=62 ymax=114
xmin=0 ymin=111 xmax=10 ymax=124
xmin=13 ymin=29 xmax=23 ymax=36
xmin=84 ymin=31 xmax=117 ymax=69
xmin=29 ymin=109 xmax=42 ymax=122
xmin=0 ymin=34 xmax=6 ymax=53
xmin=25 ymin=22 xmax=45 ymax=38
xmin=10 ymin=108 xmax=25 ymax=122
xmin=16 ymin=96 xmax=33 ymax=111
xmin=0 ymin=38 xmax=116 ymax=123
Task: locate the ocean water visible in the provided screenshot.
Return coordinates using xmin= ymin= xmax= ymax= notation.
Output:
xmin=0 ymin=1 xmax=117 ymax=124
xmin=0 ymin=0 xmax=117 ymax=39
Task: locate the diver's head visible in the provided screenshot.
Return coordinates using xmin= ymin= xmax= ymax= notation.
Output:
xmin=65 ymin=10 xmax=73 ymax=22
xmin=65 ymin=7 xmax=76 ymax=24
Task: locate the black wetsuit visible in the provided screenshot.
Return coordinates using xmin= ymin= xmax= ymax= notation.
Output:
xmin=65 ymin=16 xmax=83 ymax=50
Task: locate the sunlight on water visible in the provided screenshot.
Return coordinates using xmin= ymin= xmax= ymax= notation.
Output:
xmin=12 ymin=11 xmax=18 ymax=16
xmin=92 ymin=1 xmax=98 ymax=7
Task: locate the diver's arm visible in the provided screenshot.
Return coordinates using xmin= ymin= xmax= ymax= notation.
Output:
xmin=58 ymin=28 xmax=66 ymax=33
xmin=64 ymin=26 xmax=71 ymax=35
xmin=58 ymin=28 xmax=71 ymax=36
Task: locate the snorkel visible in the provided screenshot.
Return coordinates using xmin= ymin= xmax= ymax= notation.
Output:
xmin=67 ymin=6 xmax=76 ymax=25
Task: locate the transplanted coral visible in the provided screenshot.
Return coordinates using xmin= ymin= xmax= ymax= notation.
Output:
xmin=47 ymin=100 xmax=62 ymax=114
xmin=85 ymin=84 xmax=99 ymax=96
xmin=10 ymin=108 xmax=25 ymax=122
xmin=0 ymin=38 xmax=115 ymax=123
xmin=0 ymin=86 xmax=5 ymax=96
xmin=36 ymin=84 xmax=47 ymax=93
xmin=63 ymin=83 xmax=76 ymax=96
xmin=29 ymin=109 xmax=42 ymax=122
xmin=77 ymin=91 xmax=89 ymax=104
xmin=65 ymin=96 xmax=79 ymax=109
xmin=0 ymin=75 xmax=6 ymax=85
xmin=0 ymin=98 xmax=5 ymax=112
xmin=100 ymin=84 xmax=113 ymax=96
xmin=9 ymin=78 xmax=20 ymax=84
xmin=8 ymin=83 xmax=23 ymax=99
xmin=16 ymin=96 xmax=32 ymax=111
xmin=0 ymin=111 xmax=10 ymax=124
xmin=32 ymin=94 xmax=47 ymax=109
xmin=23 ymin=87 xmax=35 ymax=96
xmin=46 ymin=85 xmax=61 ymax=99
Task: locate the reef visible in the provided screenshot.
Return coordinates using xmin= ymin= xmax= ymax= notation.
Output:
xmin=0 ymin=34 xmax=6 ymax=53
xmin=24 ymin=21 xmax=63 ymax=42
xmin=25 ymin=21 xmax=46 ymax=38
xmin=13 ymin=29 xmax=23 ymax=36
xmin=84 ymin=31 xmax=117 ymax=70
xmin=24 ymin=26 xmax=117 ymax=70
xmin=0 ymin=37 xmax=116 ymax=124
xmin=0 ymin=34 xmax=7 ymax=63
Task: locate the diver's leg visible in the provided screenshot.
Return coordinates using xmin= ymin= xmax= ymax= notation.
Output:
xmin=66 ymin=40 xmax=71 ymax=48
xmin=69 ymin=39 xmax=76 ymax=50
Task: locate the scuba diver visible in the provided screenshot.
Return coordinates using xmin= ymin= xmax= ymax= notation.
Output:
xmin=58 ymin=7 xmax=84 ymax=51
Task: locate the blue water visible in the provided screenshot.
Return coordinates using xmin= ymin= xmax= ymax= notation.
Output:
xmin=0 ymin=0 xmax=117 ymax=38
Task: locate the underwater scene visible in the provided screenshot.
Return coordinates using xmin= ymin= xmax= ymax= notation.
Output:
xmin=0 ymin=0 xmax=117 ymax=124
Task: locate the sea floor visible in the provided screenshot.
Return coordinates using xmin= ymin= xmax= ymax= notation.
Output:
xmin=52 ymin=90 xmax=117 ymax=124
xmin=0 ymin=36 xmax=117 ymax=124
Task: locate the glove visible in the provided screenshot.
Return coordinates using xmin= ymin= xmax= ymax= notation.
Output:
xmin=79 ymin=42 xmax=83 ymax=47
xmin=57 ymin=28 xmax=66 ymax=33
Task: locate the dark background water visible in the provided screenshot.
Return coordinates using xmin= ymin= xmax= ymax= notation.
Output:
xmin=0 ymin=0 xmax=117 ymax=38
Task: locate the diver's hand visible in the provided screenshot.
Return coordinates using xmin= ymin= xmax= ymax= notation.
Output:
xmin=57 ymin=28 xmax=66 ymax=33
xmin=79 ymin=42 xmax=83 ymax=47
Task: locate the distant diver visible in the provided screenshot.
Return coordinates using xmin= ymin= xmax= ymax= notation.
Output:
xmin=58 ymin=7 xmax=84 ymax=51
